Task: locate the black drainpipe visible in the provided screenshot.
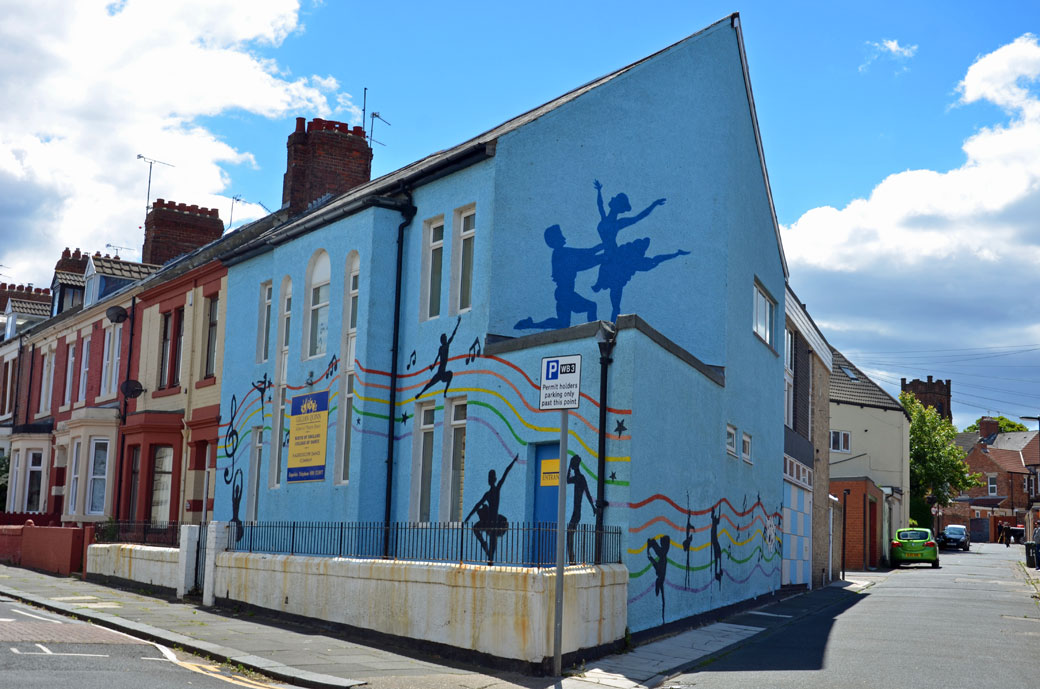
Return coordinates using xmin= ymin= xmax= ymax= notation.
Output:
xmin=370 ymin=191 xmax=416 ymax=557
xmin=114 ymin=296 xmax=136 ymax=520
xmin=595 ymin=325 xmax=616 ymax=563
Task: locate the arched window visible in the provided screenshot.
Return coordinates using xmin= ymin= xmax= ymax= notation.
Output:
xmin=337 ymin=251 xmax=360 ymax=483
xmin=305 ymin=250 xmax=331 ymax=358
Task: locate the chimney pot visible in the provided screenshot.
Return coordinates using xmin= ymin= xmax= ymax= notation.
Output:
xmin=295 ymin=117 xmax=305 ymax=133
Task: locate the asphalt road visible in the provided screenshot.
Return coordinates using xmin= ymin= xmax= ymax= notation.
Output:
xmin=0 ymin=594 xmax=287 ymax=689
xmin=662 ymin=543 xmax=1040 ymax=689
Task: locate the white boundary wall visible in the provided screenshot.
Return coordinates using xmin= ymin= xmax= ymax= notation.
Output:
xmin=86 ymin=543 xmax=181 ymax=590
xmin=212 ymin=550 xmax=628 ymax=663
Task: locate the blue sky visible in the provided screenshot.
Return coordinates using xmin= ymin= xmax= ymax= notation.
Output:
xmin=2 ymin=0 xmax=1040 ymax=430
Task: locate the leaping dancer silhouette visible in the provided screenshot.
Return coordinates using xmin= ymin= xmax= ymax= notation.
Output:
xmin=683 ymin=493 xmax=694 ymax=587
xmin=418 ymin=316 xmax=461 ymax=398
xmin=711 ymin=506 xmax=723 ymax=587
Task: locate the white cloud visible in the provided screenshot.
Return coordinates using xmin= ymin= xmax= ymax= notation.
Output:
xmin=0 ymin=0 xmax=356 ymax=285
xmin=859 ymin=38 xmax=919 ymax=73
xmin=784 ymin=34 xmax=1040 ymax=273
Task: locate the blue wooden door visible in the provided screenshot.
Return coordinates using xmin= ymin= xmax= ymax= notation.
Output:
xmin=531 ymin=443 xmax=560 ymax=565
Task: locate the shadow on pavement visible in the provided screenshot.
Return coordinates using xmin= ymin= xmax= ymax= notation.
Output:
xmin=695 ymin=587 xmax=866 ymax=673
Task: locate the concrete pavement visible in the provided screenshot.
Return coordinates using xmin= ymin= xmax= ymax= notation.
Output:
xmin=0 ymin=562 xmax=879 ymax=689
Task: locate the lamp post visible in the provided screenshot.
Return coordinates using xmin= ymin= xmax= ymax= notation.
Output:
xmin=841 ymin=489 xmax=850 ymax=580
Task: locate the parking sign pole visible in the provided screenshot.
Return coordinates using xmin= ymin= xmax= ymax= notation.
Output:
xmin=553 ymin=408 xmax=569 ymax=676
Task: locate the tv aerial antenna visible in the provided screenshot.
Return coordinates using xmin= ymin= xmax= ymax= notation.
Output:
xmin=105 ymin=243 xmax=135 ymax=259
xmin=228 ymin=195 xmax=272 ymax=229
xmin=369 ymin=111 xmax=390 ymax=147
xmin=137 ymin=154 xmax=174 ymax=223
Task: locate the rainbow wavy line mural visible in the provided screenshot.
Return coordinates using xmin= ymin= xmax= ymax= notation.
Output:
xmin=625 ymin=492 xmax=782 ymax=623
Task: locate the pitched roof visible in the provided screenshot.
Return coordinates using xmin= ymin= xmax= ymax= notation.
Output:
xmin=981 ymin=447 xmax=1030 ymax=474
xmin=53 ymin=270 xmax=85 ymax=287
xmin=225 ymin=14 xmax=788 ymax=277
xmin=91 ymin=256 xmax=160 ymax=281
xmin=8 ymin=298 xmax=51 ymax=317
xmin=829 ymin=348 xmax=904 ymax=413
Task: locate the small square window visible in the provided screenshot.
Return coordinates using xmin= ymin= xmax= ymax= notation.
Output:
xmin=742 ymin=433 xmax=752 ymax=464
xmin=726 ymin=425 xmax=737 ymax=456
xmin=830 ymin=430 xmax=850 ymax=453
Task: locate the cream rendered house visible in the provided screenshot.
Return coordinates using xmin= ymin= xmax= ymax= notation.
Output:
xmin=828 ymin=348 xmax=910 ymax=559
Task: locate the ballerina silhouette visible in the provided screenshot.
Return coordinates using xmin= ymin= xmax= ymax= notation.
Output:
xmin=647 ymin=535 xmax=671 ymax=624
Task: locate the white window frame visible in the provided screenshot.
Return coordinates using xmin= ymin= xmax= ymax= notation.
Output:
xmin=63 ymin=342 xmax=76 ymax=406
xmin=68 ymin=440 xmax=81 ymax=516
xmin=413 ymin=402 xmax=437 ymax=522
xmin=2 ymin=358 xmax=14 ymax=416
xmin=87 ymin=437 xmax=109 ymax=515
xmin=100 ymin=323 xmax=122 ymax=398
xmin=726 ymin=424 xmax=738 ymax=457
xmin=271 ymin=277 xmax=292 ymax=488
xmin=742 ymin=432 xmax=753 ymax=464
xmin=830 ymin=430 xmax=851 ymax=453
xmin=38 ymin=350 xmax=54 ymax=415
xmin=421 ymin=216 xmax=445 ymax=321
xmin=78 ymin=336 xmax=90 ymax=403
xmin=451 ymin=205 xmax=476 ymax=315
xmin=784 ymin=329 xmax=794 ymax=428
xmin=443 ymin=397 xmax=467 ymax=522
xmin=988 ymin=474 xmax=997 ymax=496
xmin=150 ymin=445 xmax=174 ymax=523
xmin=753 ymin=282 xmax=775 ymax=346
xmin=204 ymin=296 xmax=219 ymax=378
xmin=24 ymin=450 xmax=44 ymax=512
xmin=258 ymin=281 xmax=273 ymax=363
xmin=9 ymin=450 xmax=19 ymax=512
xmin=337 ymin=253 xmax=360 ymax=485
xmin=305 ymin=250 xmax=331 ymax=359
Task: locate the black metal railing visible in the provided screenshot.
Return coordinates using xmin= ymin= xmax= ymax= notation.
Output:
xmin=226 ymin=520 xmax=622 ymax=567
xmin=94 ymin=520 xmax=181 ymax=547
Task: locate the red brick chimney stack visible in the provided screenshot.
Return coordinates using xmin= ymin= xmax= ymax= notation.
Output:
xmin=282 ymin=117 xmax=373 ymax=217
xmin=54 ymin=247 xmax=89 ymax=274
xmin=142 ymin=199 xmax=225 ymax=266
xmin=978 ymin=416 xmax=1001 ymax=440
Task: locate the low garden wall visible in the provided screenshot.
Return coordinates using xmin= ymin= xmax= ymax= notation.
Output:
xmin=212 ymin=550 xmax=628 ymax=665
xmin=87 ymin=543 xmax=181 ymax=591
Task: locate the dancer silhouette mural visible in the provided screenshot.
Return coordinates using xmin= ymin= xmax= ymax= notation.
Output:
xmin=647 ymin=535 xmax=671 ymax=624
xmin=711 ymin=505 xmax=723 ymax=587
xmin=418 ymin=316 xmax=461 ymax=398
xmin=515 ymin=225 xmax=602 ymax=331
xmin=515 ymin=181 xmax=688 ymax=331
xmin=464 ymin=454 xmax=518 ymax=565
xmin=566 ymin=455 xmax=598 ymax=563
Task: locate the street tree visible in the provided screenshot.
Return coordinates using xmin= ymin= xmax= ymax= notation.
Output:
xmin=963 ymin=415 xmax=1028 ymax=433
xmin=901 ymin=392 xmax=981 ymax=509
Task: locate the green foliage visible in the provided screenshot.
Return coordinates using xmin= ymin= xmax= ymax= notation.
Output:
xmin=963 ymin=415 xmax=1028 ymax=433
xmin=908 ymin=496 xmax=931 ymax=530
xmin=902 ymin=392 xmax=982 ymax=506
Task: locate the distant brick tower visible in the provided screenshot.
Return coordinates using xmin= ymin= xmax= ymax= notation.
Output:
xmin=282 ymin=117 xmax=372 ymax=217
xmin=142 ymin=200 xmax=224 ymax=266
xmin=901 ymin=376 xmax=952 ymax=421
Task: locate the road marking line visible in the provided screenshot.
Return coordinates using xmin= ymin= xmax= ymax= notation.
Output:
xmin=10 ymin=644 xmax=109 ymax=658
xmin=12 ymin=608 xmax=62 ymax=623
xmin=746 ymin=611 xmax=793 ymax=618
xmin=0 ymin=618 xmax=15 ymax=622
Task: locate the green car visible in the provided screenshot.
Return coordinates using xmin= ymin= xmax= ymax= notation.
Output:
xmin=891 ymin=528 xmax=939 ymax=568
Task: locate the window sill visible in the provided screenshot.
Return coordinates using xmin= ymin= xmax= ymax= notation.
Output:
xmin=726 ymin=449 xmax=738 ymax=458
xmin=58 ymin=403 xmax=71 ymax=413
xmin=152 ymin=386 xmax=182 ymax=399
xmin=73 ymin=400 xmax=86 ymax=409
xmin=753 ymin=331 xmax=778 ymax=356
xmin=195 ymin=377 xmax=217 ymax=389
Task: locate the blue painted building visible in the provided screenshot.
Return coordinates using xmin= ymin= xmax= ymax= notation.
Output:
xmin=215 ymin=14 xmax=788 ymax=634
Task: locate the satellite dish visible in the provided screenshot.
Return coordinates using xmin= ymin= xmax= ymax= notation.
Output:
xmin=120 ymin=379 xmax=144 ymax=399
xmin=106 ymin=306 xmax=128 ymax=323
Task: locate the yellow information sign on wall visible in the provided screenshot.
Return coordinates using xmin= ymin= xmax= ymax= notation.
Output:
xmin=540 ymin=458 xmax=560 ymax=487
xmin=287 ymin=390 xmax=328 ymax=482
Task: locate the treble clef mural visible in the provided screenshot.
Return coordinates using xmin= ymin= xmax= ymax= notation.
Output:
xmin=223 ymin=394 xmax=244 ymax=542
